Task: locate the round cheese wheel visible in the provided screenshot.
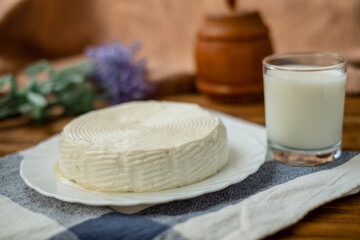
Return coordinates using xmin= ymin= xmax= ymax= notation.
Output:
xmin=58 ymin=101 xmax=229 ymax=192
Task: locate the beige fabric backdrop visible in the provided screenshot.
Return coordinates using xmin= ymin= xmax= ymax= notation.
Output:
xmin=0 ymin=0 xmax=359 ymax=94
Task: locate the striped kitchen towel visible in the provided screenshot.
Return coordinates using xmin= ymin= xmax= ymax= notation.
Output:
xmin=1 ymin=116 xmax=360 ymax=240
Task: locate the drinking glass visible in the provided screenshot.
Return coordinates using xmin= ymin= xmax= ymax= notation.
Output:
xmin=263 ymin=52 xmax=347 ymax=166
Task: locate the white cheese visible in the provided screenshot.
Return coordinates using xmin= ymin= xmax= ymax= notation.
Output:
xmin=58 ymin=101 xmax=230 ymax=192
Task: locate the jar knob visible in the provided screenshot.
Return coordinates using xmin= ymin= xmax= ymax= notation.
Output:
xmin=225 ymin=0 xmax=237 ymax=10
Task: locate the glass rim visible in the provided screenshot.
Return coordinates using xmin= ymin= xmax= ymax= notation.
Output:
xmin=263 ymin=52 xmax=347 ymax=72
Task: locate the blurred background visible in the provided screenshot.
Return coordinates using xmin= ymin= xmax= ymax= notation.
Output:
xmin=0 ymin=0 xmax=359 ymax=95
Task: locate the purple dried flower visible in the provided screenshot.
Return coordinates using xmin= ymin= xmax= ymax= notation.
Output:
xmin=85 ymin=42 xmax=153 ymax=104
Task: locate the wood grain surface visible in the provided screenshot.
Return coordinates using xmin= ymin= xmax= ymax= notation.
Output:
xmin=0 ymin=93 xmax=359 ymax=238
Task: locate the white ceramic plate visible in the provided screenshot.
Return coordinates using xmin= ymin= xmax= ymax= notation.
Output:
xmin=20 ymin=112 xmax=266 ymax=206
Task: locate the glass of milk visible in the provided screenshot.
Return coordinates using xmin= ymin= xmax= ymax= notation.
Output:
xmin=263 ymin=52 xmax=347 ymax=166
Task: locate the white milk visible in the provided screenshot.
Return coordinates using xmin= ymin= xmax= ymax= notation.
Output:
xmin=264 ymin=66 xmax=346 ymax=150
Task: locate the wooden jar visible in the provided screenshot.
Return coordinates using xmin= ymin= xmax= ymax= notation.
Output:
xmin=195 ymin=11 xmax=273 ymax=103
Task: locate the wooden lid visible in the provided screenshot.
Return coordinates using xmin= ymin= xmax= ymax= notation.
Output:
xmin=198 ymin=11 xmax=270 ymax=40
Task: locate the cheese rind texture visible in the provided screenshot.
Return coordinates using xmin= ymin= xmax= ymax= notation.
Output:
xmin=59 ymin=101 xmax=230 ymax=192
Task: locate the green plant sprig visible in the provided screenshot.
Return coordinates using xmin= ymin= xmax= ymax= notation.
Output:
xmin=0 ymin=60 xmax=97 ymax=122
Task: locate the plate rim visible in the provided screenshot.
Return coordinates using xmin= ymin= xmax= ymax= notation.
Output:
xmin=20 ymin=114 xmax=266 ymax=206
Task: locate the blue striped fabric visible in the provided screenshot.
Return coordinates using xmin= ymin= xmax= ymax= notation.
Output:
xmin=68 ymin=212 xmax=169 ymax=240
xmin=1 ymin=151 xmax=358 ymax=239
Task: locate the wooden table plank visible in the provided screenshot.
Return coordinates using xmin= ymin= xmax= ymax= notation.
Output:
xmin=0 ymin=93 xmax=359 ymax=239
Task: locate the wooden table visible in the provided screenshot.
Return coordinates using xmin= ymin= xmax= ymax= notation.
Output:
xmin=1 ymin=93 xmax=359 ymax=238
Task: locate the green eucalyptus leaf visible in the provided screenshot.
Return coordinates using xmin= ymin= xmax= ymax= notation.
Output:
xmin=28 ymin=78 xmax=38 ymax=91
xmin=25 ymin=60 xmax=53 ymax=77
xmin=67 ymin=74 xmax=84 ymax=84
xmin=30 ymin=106 xmax=45 ymax=120
xmin=52 ymin=79 xmax=68 ymax=92
xmin=26 ymin=91 xmax=47 ymax=107
xmin=66 ymin=61 xmax=93 ymax=75
xmin=51 ymin=72 xmax=86 ymax=92
xmin=0 ymin=74 xmax=18 ymax=95
xmin=19 ymin=103 xmax=33 ymax=114
xmin=0 ymin=107 xmax=18 ymax=118
xmin=0 ymin=74 xmax=12 ymax=87
xmin=39 ymin=81 xmax=53 ymax=94
xmin=0 ymin=98 xmax=20 ymax=118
